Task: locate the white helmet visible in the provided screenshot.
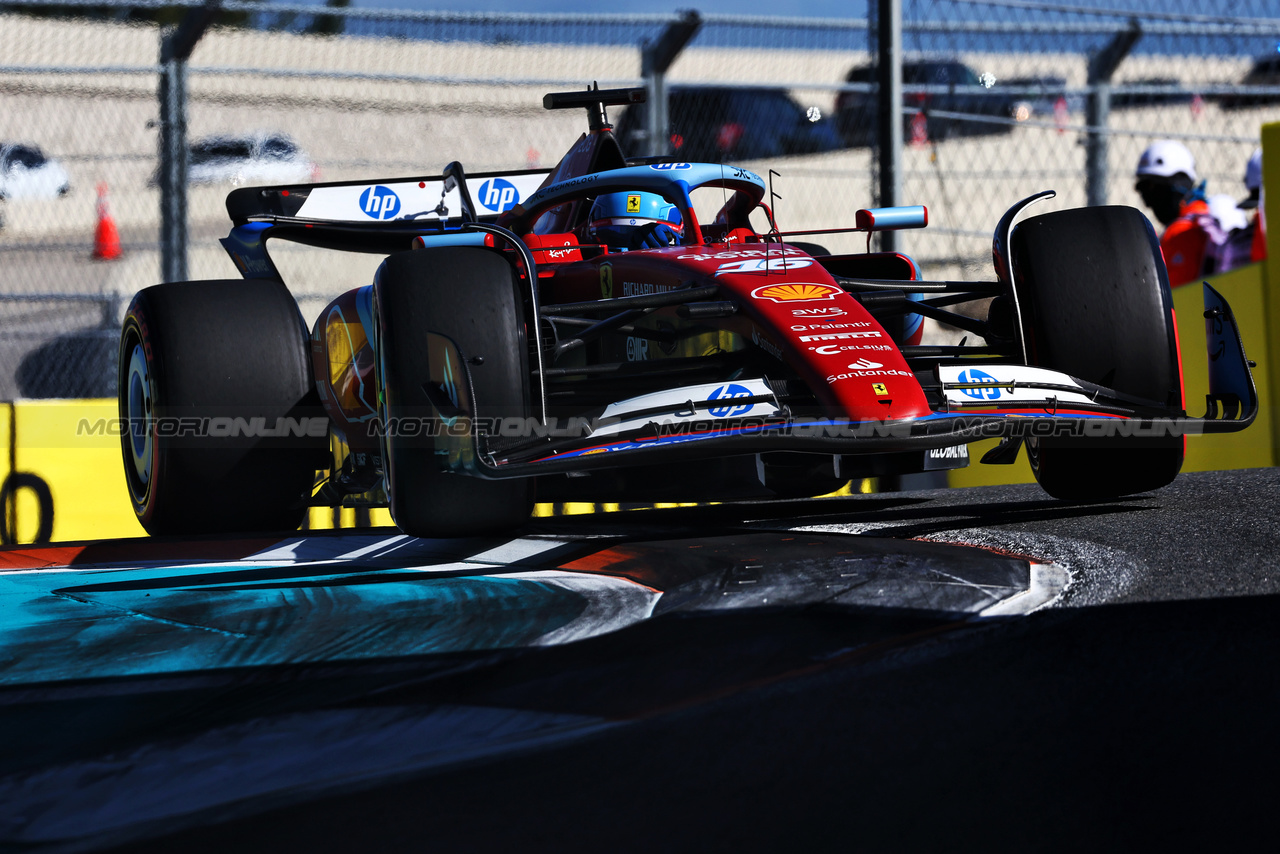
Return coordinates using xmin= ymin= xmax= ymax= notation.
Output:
xmin=1245 ymin=148 xmax=1262 ymax=192
xmin=1136 ymin=140 xmax=1197 ymax=182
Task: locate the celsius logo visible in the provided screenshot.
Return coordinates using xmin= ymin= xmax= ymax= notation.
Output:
xmin=957 ymin=368 xmax=1001 ymax=400
xmin=847 ymin=359 xmax=884 ymax=369
xmin=359 ymin=185 xmax=401 ymax=220
xmin=476 ymin=178 xmax=520 ymax=212
xmin=707 ymin=383 xmax=754 ymax=417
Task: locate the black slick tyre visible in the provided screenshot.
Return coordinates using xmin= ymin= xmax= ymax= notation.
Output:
xmin=1011 ymin=206 xmax=1185 ymax=500
xmin=118 ymin=279 xmax=325 ymax=535
xmin=375 ymin=247 xmax=533 ymax=537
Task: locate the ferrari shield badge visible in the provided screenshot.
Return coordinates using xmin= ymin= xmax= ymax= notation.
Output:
xmin=600 ymin=262 xmax=614 ymax=298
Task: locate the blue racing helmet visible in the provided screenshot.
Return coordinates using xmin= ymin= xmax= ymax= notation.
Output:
xmin=588 ymin=191 xmax=683 ymax=251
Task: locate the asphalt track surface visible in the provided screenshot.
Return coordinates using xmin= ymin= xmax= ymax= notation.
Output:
xmin=4 ymin=468 xmax=1280 ymax=852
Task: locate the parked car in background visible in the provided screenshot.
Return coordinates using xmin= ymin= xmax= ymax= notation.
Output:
xmin=613 ymin=86 xmax=842 ymax=161
xmin=1217 ymin=55 xmax=1280 ymax=109
xmin=1110 ymin=77 xmax=1193 ymax=108
xmin=1002 ymin=75 xmax=1086 ymax=119
xmin=835 ymin=59 xmax=1022 ymax=146
xmin=0 ymin=143 xmax=71 ymax=200
xmin=187 ymin=132 xmax=315 ymax=186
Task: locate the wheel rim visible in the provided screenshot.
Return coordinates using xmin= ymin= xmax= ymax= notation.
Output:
xmin=124 ymin=341 xmax=153 ymax=492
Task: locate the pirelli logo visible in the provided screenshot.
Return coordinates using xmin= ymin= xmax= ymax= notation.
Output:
xmin=798 ymin=331 xmax=883 ymax=342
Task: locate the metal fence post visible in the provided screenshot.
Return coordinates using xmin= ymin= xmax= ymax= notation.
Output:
xmin=640 ymin=11 xmax=701 ymax=158
xmin=157 ymin=54 xmax=187 ymax=283
xmin=1086 ymin=19 xmax=1141 ymax=208
xmin=158 ymin=2 xmax=221 ymax=283
xmin=876 ymin=0 xmax=903 ymax=253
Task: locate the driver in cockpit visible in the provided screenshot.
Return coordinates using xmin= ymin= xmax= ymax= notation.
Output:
xmin=586 ymin=191 xmax=683 ymax=251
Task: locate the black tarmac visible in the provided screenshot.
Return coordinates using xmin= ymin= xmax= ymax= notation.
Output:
xmin=14 ymin=468 xmax=1280 ymax=852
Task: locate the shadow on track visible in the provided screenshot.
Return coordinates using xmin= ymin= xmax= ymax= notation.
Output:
xmin=115 ymin=592 xmax=1280 ymax=853
xmin=530 ymin=489 xmax=1160 ymax=543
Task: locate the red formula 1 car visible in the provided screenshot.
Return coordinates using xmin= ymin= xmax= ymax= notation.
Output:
xmin=117 ymin=87 xmax=1256 ymax=537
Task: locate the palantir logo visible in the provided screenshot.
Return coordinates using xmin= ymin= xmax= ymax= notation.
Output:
xmin=957 ymin=368 xmax=1001 ymax=400
xmin=476 ymin=178 xmax=520 ymax=213
xmin=359 ymin=185 xmax=401 ymax=220
xmin=707 ymin=383 xmax=754 ymax=417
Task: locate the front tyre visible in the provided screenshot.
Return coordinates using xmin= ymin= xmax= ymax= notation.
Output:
xmin=119 ymin=279 xmax=325 ymax=534
xmin=1011 ymin=206 xmax=1184 ymax=500
xmin=375 ymin=247 xmax=533 ymax=538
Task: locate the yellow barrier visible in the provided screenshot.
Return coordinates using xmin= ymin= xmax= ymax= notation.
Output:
xmin=1262 ymin=121 xmax=1280 ymax=466
xmin=2 ymin=400 xmax=143 ymax=543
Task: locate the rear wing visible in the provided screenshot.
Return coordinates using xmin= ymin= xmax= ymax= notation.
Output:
xmin=225 ymin=168 xmax=552 ymax=227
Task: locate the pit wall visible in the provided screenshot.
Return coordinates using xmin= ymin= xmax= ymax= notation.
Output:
xmin=950 ymin=121 xmax=1280 ymax=489
xmin=4 ymin=123 xmax=1279 ymax=543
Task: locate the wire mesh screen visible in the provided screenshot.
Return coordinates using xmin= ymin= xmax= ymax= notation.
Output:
xmin=1 ymin=0 xmax=1278 ymax=400
xmin=180 ymin=11 xmax=662 ymax=331
xmin=889 ymin=0 xmax=1280 ymax=282
xmin=1 ymin=14 xmax=160 ymax=399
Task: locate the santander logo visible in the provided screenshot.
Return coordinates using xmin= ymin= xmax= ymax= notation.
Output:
xmin=847 ymin=358 xmax=884 ymax=369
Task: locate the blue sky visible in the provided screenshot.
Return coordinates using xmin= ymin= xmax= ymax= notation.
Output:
xmin=341 ymin=0 xmax=871 ymax=16
xmin=324 ymin=0 xmax=1216 ymax=17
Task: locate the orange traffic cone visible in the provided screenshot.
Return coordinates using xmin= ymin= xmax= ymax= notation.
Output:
xmin=1054 ymin=96 xmax=1069 ymax=135
xmin=910 ymin=110 xmax=929 ymax=147
xmin=92 ymin=182 xmax=122 ymax=261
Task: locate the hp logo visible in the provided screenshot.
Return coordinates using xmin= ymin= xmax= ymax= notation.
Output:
xmin=359 ymin=185 xmax=401 ymax=220
xmin=707 ymin=383 xmax=754 ymax=417
xmin=957 ymin=368 xmax=1001 ymax=400
xmin=476 ymin=178 xmax=520 ymax=213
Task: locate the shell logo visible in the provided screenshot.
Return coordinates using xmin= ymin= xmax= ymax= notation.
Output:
xmin=751 ymin=283 xmax=841 ymax=303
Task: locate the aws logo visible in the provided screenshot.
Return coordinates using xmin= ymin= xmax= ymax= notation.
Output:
xmin=476 ymin=178 xmax=520 ymax=213
xmin=359 ymin=185 xmax=401 ymax=220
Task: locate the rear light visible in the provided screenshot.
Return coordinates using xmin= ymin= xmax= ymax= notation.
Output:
xmin=717 ymin=122 xmax=744 ymax=152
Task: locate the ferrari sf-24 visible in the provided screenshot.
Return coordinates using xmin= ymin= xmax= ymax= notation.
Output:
xmin=117 ymin=87 xmax=1256 ymax=537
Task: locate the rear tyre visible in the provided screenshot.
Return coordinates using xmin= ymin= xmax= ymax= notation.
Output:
xmin=375 ymin=247 xmax=533 ymax=538
xmin=118 ymin=279 xmax=324 ymax=535
xmin=788 ymin=241 xmax=830 ymax=257
xmin=1011 ymin=206 xmax=1184 ymax=500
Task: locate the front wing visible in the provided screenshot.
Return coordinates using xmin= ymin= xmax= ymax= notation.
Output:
xmin=416 ymin=284 xmax=1255 ymax=479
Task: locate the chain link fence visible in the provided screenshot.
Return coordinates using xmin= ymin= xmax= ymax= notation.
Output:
xmin=2 ymin=0 xmax=1278 ymax=400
